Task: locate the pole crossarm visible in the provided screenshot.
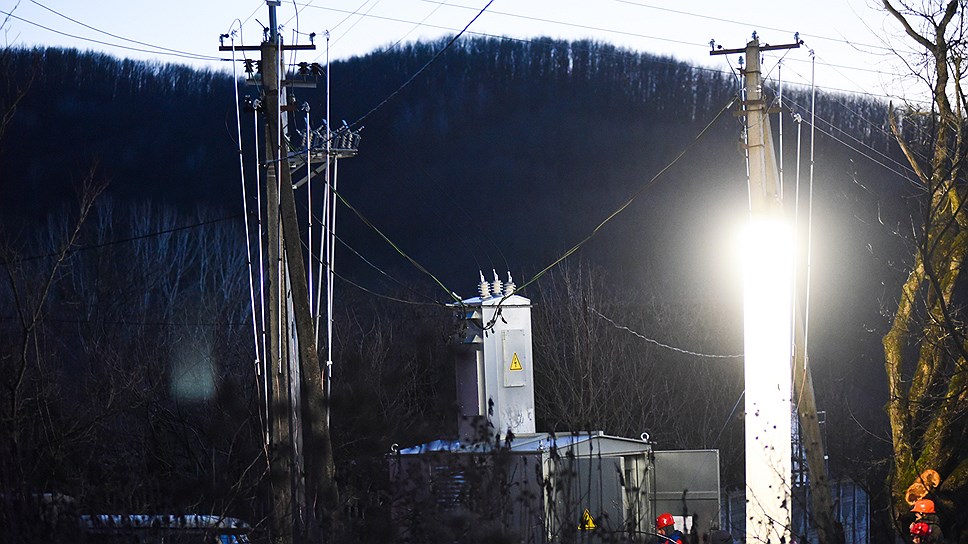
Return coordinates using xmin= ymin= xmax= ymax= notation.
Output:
xmin=220 ymin=44 xmax=316 ymax=52
xmin=710 ymin=41 xmax=802 ymax=56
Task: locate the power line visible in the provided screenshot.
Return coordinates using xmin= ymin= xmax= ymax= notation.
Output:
xmin=778 ymin=50 xmax=929 ymax=105
xmin=335 ymin=0 xmax=456 ymax=61
xmin=330 ymin=0 xmax=386 ymax=50
xmin=589 ymin=307 xmax=744 ymax=359
xmin=14 ymin=0 xmax=920 ymax=106
xmin=0 ymin=9 xmax=227 ymax=63
xmin=27 ymin=0 xmax=224 ymax=62
xmin=416 ymin=0 xmax=893 ymax=58
xmin=783 ymin=97 xmax=918 ymax=186
xmin=326 ymin=0 xmax=376 ymax=34
xmin=334 ymin=186 xmax=460 ymax=304
xmin=761 ymin=71 xmax=923 ymax=178
xmin=346 ymin=0 xmax=494 ymax=129
xmin=241 ymin=1 xmax=265 ymax=27
xmin=413 ymin=0 xmax=908 ymax=82
xmin=335 ymin=270 xmax=441 ymax=306
xmin=609 ymin=0 xmax=892 ymax=53
xmin=0 ymin=315 xmax=251 ymax=327
xmin=297 ymin=2 xmax=910 ymax=104
xmin=1 ymin=214 xmax=243 ymax=266
xmin=416 ymin=0 xmax=704 ymax=50
xmin=711 ymin=390 xmax=745 ymax=448
xmin=311 ymin=56 xmax=740 ymax=312
xmin=507 ymin=93 xmax=737 ymax=299
xmin=463 ymin=92 xmax=739 ymax=331
xmin=298 ymin=225 xmax=442 ymax=306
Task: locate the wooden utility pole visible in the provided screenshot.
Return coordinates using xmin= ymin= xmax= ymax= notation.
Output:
xmin=222 ymin=2 xmax=335 ymax=542
xmin=712 ymin=37 xmax=839 ymax=544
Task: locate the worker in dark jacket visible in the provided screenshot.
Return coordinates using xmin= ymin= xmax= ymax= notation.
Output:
xmin=909 ymin=499 xmax=944 ymax=544
xmin=656 ymin=512 xmax=684 ymax=544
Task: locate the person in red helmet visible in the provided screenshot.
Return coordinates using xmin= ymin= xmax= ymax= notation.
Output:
xmin=909 ymin=499 xmax=944 ymax=544
xmin=656 ymin=512 xmax=684 ymax=544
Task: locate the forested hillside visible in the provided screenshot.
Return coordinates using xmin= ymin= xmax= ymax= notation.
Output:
xmin=0 ymin=38 xmax=911 ymax=541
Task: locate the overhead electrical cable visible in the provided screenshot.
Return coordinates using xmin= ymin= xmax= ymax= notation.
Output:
xmin=354 ymin=0 xmax=456 ymax=60
xmin=711 ymin=391 xmax=746 ymax=448
xmin=759 ymin=79 xmax=923 ymax=181
xmin=801 ymin=50 xmax=818 ymax=411
xmin=28 ymin=0 xmax=223 ymax=60
xmin=1 ymin=214 xmax=243 ymax=266
xmin=241 ymin=1 xmax=265 ymax=27
xmin=763 ymin=60 xmax=926 ymax=179
xmin=418 ymin=0 xmax=909 ymax=83
xmin=780 ymin=50 xmax=930 ymax=106
xmin=284 ymin=0 xmax=311 ymax=29
xmin=298 ymin=2 xmax=904 ymax=104
xmin=246 ymin=83 xmax=271 ymax=436
xmin=814 ymin=51 xmax=903 ymax=86
xmin=315 ymin=33 xmax=743 ymax=125
xmin=333 ymin=188 xmax=460 ymax=304
xmin=330 ymin=0 xmax=386 ymax=49
xmin=416 ymin=0 xmax=702 ymax=49
xmin=309 ymin=24 xmax=917 ymax=318
xmin=14 ymin=0 xmax=911 ymax=105
xmin=0 ymin=315 xmax=252 ymax=327
xmin=589 ymin=307 xmax=744 ymax=359
xmin=297 ymin=0 xmax=375 ymax=68
xmin=331 ymin=233 xmax=441 ymax=303
xmin=335 ymin=270 xmax=442 ymax=306
xmin=296 ymin=210 xmax=442 ymax=305
xmin=345 ymin=0 xmax=495 ymax=129
xmin=6 ymin=6 xmax=222 ymax=62
xmin=790 ymin=51 xmax=816 ymax=412
xmin=328 ymin=0 xmax=377 ymax=34
xmin=786 ymin=76 xmax=926 ymax=148
xmin=418 ymin=0 xmax=897 ymax=65
xmin=229 ymin=32 xmax=270 ymax=448
xmin=761 ymin=57 xmax=933 ymax=173
xmin=297 ymin=160 xmax=501 ymax=294
xmin=760 ymin=55 xmax=908 ymax=102
xmin=767 ymin=70 xmax=912 ymax=102
xmin=490 ymin=94 xmax=737 ymax=316
xmin=608 ymin=0 xmax=893 ymax=53
xmin=783 ymin=97 xmax=919 ymax=185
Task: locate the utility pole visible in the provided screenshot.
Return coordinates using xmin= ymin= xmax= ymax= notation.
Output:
xmin=712 ymin=37 xmax=839 ymax=544
xmin=221 ymin=2 xmax=336 ymax=542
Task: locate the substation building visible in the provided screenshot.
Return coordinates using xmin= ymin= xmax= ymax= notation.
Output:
xmin=389 ymin=274 xmax=722 ymax=543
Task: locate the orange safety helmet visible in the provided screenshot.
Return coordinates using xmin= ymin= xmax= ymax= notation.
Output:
xmin=912 ymin=499 xmax=936 ymax=514
xmin=656 ymin=512 xmax=675 ymax=529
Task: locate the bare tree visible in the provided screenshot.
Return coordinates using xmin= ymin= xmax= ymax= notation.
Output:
xmin=0 ymin=175 xmax=106 ymax=542
xmin=0 ymin=2 xmax=34 ymax=146
xmin=0 ymin=195 xmax=272 ymax=542
xmin=530 ymin=262 xmax=743 ymax=456
xmin=881 ymin=1 xmax=968 ymax=540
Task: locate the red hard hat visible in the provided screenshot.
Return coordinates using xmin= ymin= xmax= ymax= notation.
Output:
xmin=656 ymin=512 xmax=675 ymax=529
xmin=912 ymin=499 xmax=935 ymax=514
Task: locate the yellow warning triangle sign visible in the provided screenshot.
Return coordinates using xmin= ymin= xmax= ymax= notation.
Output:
xmin=509 ymin=353 xmax=523 ymax=371
xmin=579 ymin=509 xmax=596 ymax=530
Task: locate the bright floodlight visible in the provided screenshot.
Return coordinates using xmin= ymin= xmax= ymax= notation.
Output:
xmin=742 ymin=214 xmax=793 ymax=543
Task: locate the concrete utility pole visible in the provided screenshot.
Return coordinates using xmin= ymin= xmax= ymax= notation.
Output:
xmin=261 ymin=34 xmax=302 ymax=543
xmin=712 ymin=37 xmax=838 ymax=544
xmin=221 ymin=2 xmax=336 ymax=542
